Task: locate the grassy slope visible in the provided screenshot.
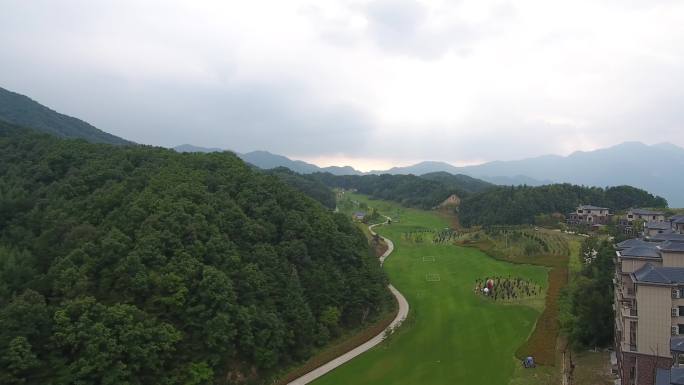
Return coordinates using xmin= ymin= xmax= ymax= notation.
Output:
xmin=316 ymin=194 xmax=549 ymax=385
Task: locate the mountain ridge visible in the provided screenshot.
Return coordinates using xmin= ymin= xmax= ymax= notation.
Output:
xmin=174 ymin=141 xmax=684 ymax=206
xmin=0 ymin=86 xmax=132 ymax=145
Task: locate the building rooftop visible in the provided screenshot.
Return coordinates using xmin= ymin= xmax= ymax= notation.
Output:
xmin=620 ymin=245 xmax=662 ymax=259
xmin=579 ymin=205 xmax=609 ymax=210
xmin=649 ymin=233 xmax=684 ymax=243
xmin=633 ymin=263 xmax=684 ymax=285
xmin=632 ymin=208 xmax=666 ymax=216
xmin=647 ymin=221 xmax=674 ymax=230
xmin=616 ymin=238 xmax=662 ymax=250
xmin=656 ymin=367 xmax=684 ymax=385
xmin=661 ymin=241 xmax=684 ymax=253
xmin=672 ymin=215 xmax=684 ymax=224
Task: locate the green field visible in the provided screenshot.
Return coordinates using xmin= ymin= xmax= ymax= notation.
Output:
xmin=319 ymin=194 xmax=551 ymax=385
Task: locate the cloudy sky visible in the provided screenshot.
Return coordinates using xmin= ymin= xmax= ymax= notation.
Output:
xmin=1 ymin=0 xmax=683 ymax=171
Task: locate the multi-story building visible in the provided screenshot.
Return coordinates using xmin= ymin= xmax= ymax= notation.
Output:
xmin=655 ymin=337 xmax=684 ymax=384
xmin=567 ymin=204 xmax=612 ymax=225
xmin=615 ymin=237 xmax=684 ymax=385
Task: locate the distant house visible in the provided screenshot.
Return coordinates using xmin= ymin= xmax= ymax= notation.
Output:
xmin=645 ymin=221 xmax=673 ymax=237
xmin=567 ymin=205 xmax=611 ymax=225
xmin=672 ymin=215 xmax=684 ymax=234
xmin=353 ymin=212 xmax=366 ymax=221
xmin=627 ymin=208 xmax=666 ymax=223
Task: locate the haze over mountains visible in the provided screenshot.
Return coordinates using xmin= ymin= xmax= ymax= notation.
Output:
xmin=0 ymin=85 xmax=681 ymax=206
xmin=174 ymin=142 xmax=684 ymax=207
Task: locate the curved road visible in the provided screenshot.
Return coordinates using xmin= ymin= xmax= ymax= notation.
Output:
xmin=287 ymin=218 xmax=410 ymax=385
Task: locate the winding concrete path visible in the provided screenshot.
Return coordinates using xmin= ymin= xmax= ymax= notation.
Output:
xmin=287 ymin=218 xmax=409 ymax=385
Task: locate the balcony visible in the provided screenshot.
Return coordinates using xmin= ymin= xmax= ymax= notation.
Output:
xmin=621 ymin=305 xmax=638 ymax=318
xmin=617 ymin=286 xmax=635 ymax=301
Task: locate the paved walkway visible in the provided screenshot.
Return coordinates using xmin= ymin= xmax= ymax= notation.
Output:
xmin=287 ymin=218 xmax=409 ymax=385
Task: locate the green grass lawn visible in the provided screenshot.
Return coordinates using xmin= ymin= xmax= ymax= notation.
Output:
xmin=316 ymin=194 xmax=550 ymax=385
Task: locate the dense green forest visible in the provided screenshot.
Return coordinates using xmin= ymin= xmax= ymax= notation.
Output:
xmin=0 ymin=86 xmax=131 ymax=145
xmin=459 ymin=184 xmax=668 ymax=227
xmin=309 ymin=173 xmax=468 ymax=209
xmin=0 ymin=122 xmax=391 ymax=385
xmin=418 ymin=171 xmax=493 ymax=193
xmin=264 ymin=168 xmax=336 ymax=210
xmin=559 ymin=238 xmax=615 ymax=348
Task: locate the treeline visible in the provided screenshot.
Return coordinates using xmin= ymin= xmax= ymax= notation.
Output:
xmin=309 ymin=173 xmax=468 ymax=209
xmin=559 ymin=238 xmax=615 ymax=348
xmin=459 ymin=184 xmax=667 ymax=227
xmin=418 ymin=171 xmax=493 ymax=193
xmin=0 ymin=123 xmax=392 ymax=385
xmin=265 ymin=167 xmax=336 ymax=209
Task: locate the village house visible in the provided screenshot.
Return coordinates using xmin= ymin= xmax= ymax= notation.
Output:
xmin=567 ymin=204 xmax=612 ymax=226
xmin=645 ymin=221 xmax=676 ymax=237
xmin=672 ymin=215 xmax=684 ymax=234
xmin=627 ymin=208 xmax=667 ymax=223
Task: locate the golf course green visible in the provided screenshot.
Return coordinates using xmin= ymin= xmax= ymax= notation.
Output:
xmin=316 ymin=194 xmax=550 ymax=385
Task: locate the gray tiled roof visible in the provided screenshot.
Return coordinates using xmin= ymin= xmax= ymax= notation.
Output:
xmin=649 ymin=233 xmax=684 ymax=243
xmin=579 ymin=204 xmax=609 ymax=210
xmin=656 ymin=368 xmax=684 ymax=385
xmin=620 ymin=245 xmax=662 ymax=259
xmin=632 ymin=208 xmax=665 ymax=215
xmin=633 ymin=263 xmax=684 ymax=284
xmin=616 ymin=238 xmax=658 ymax=250
xmin=646 ymin=221 xmax=674 ymax=230
xmin=661 ymin=241 xmax=684 ymax=253
xmin=672 ymin=215 xmax=684 ymax=224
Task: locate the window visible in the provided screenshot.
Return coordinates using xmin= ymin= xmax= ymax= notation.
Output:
xmin=630 ymin=321 xmax=637 ymax=350
xmin=679 ymin=324 xmax=684 ymax=335
xmin=628 ymin=214 xmax=633 ymax=219
xmin=680 ymin=306 xmax=684 ymax=316
xmin=630 ymin=366 xmax=636 ymax=385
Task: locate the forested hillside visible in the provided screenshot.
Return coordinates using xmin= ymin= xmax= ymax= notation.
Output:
xmin=265 ymin=167 xmax=336 ymax=210
xmin=0 ymin=122 xmax=391 ymax=385
xmin=310 ymin=173 xmax=471 ymax=209
xmin=0 ymin=86 xmax=131 ymax=145
xmin=459 ymin=184 xmax=668 ymax=226
xmin=419 ymin=172 xmax=493 ymax=193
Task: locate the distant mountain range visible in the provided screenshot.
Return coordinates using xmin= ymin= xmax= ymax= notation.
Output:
xmin=174 ymin=145 xmax=363 ymax=176
xmin=2 ymin=86 xmax=681 ymax=206
xmin=0 ymin=86 xmax=132 ymax=145
xmin=175 ymin=143 xmax=684 ymax=207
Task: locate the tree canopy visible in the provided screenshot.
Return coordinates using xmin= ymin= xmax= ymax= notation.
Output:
xmin=310 ymin=173 xmax=468 ymax=209
xmin=459 ymin=184 xmax=667 ymax=227
xmin=0 ymin=122 xmax=391 ymax=385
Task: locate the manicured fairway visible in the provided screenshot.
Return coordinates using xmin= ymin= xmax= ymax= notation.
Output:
xmin=317 ymin=195 xmax=549 ymax=385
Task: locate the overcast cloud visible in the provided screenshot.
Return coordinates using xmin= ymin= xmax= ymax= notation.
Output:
xmin=1 ymin=0 xmax=683 ymax=170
